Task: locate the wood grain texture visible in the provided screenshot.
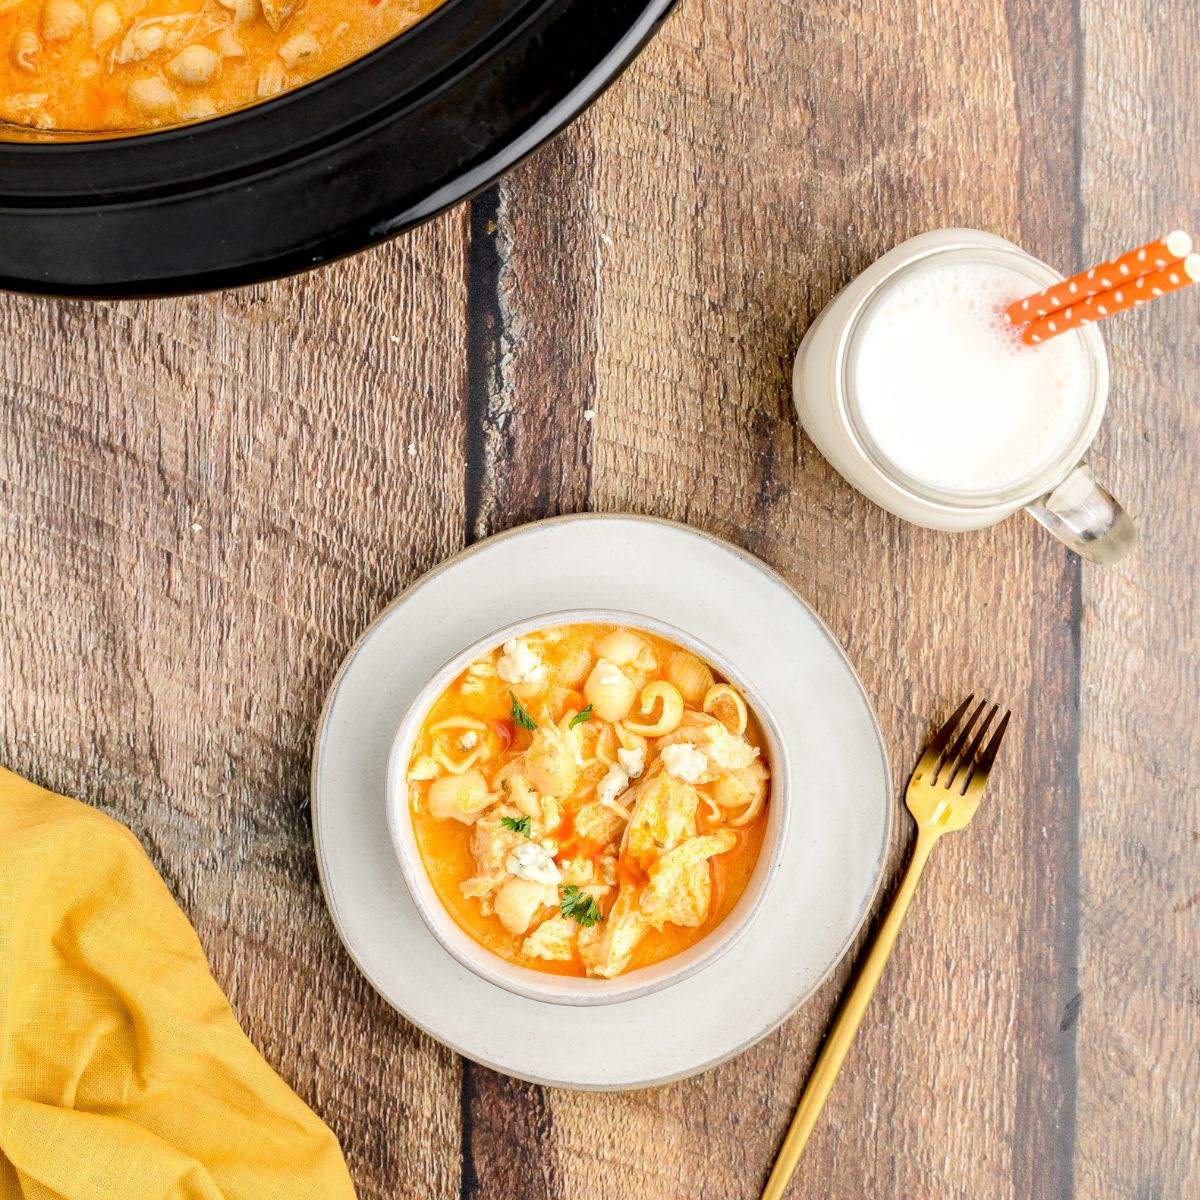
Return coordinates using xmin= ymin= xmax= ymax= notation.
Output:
xmin=501 ymin=2 xmax=1085 ymax=1197
xmin=1 ymin=0 xmax=1196 ymax=1198
xmin=0 ymin=219 xmax=472 ymax=1200
xmin=1075 ymin=2 xmax=1200 ymax=1197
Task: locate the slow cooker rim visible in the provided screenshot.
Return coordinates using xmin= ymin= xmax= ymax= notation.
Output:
xmin=0 ymin=0 xmax=566 ymax=198
xmin=0 ymin=0 xmax=676 ymax=297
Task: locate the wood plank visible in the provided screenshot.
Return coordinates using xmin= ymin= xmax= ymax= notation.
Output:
xmin=456 ymin=114 xmax=608 ymax=1195
xmin=464 ymin=133 xmax=598 ymax=542
xmin=1075 ymin=1 xmax=1200 ymax=1195
xmin=1002 ymin=2 xmax=1087 ymax=1192
xmin=0 ymin=0 xmax=1194 ymax=1196
xmin=488 ymin=1 xmax=1087 ymax=1197
xmin=0 ymin=216 xmax=472 ymax=1200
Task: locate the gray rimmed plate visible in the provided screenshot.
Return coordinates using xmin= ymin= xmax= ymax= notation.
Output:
xmin=311 ymin=514 xmax=891 ymax=1090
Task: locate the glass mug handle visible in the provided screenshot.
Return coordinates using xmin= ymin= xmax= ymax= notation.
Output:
xmin=1026 ymin=463 xmax=1135 ymax=564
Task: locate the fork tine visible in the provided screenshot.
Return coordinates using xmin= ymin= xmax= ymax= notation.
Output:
xmin=935 ymin=699 xmax=988 ymax=785
xmin=946 ymin=703 xmax=998 ymax=791
xmin=914 ymin=695 xmax=975 ymax=778
xmin=963 ymin=709 xmax=1012 ymax=793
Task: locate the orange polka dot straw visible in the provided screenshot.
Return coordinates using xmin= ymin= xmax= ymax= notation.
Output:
xmin=1021 ymin=253 xmax=1200 ymax=345
xmin=1006 ymin=230 xmax=1193 ymax=325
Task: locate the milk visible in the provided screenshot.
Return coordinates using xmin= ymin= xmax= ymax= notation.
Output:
xmin=793 ymin=229 xmax=1130 ymax=559
xmin=850 ymin=260 xmax=1092 ymax=497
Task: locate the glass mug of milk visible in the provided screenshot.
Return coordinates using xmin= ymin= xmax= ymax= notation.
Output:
xmin=793 ymin=229 xmax=1134 ymax=563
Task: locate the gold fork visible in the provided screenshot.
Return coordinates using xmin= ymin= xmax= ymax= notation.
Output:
xmin=761 ymin=695 xmax=1012 ymax=1200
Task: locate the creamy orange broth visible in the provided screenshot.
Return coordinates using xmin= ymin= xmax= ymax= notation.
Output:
xmin=0 ymin=0 xmax=444 ymax=137
xmin=407 ymin=623 xmax=771 ymax=979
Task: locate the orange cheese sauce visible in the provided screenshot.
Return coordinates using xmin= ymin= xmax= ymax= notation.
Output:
xmin=0 ymin=0 xmax=445 ymax=138
xmin=407 ymin=623 xmax=771 ymax=978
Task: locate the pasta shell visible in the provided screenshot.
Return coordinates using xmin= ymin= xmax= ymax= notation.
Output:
xmin=126 ymin=76 xmax=176 ymax=117
xmin=430 ymin=716 xmax=487 ymax=734
xmin=595 ymin=628 xmax=646 ymax=666
xmin=702 ymin=684 xmax=748 ymax=736
xmin=583 ymin=658 xmax=637 ymax=722
xmin=166 ymin=43 xmax=219 ymax=85
xmin=725 ymin=759 xmax=770 ymax=827
xmin=430 ymin=742 xmax=484 ymax=776
xmin=10 ymin=30 xmax=40 ymax=71
xmin=622 ymin=681 xmax=684 ymax=738
xmin=494 ymin=878 xmax=556 ymax=936
xmin=90 ymin=2 xmax=119 ymax=46
xmin=667 ymin=651 xmax=715 ymax=708
xmin=214 ymin=27 xmax=245 ymax=57
xmin=116 ymin=21 xmax=166 ymax=64
xmin=426 ymin=770 xmax=492 ymax=825
xmin=40 ymin=0 xmax=84 ymax=41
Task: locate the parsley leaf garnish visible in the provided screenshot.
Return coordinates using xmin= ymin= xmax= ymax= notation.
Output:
xmin=509 ymin=691 xmax=538 ymax=732
xmin=569 ymin=705 xmax=594 ymax=729
xmin=560 ymin=885 xmax=603 ymax=927
xmin=501 ymin=814 xmax=532 ymax=838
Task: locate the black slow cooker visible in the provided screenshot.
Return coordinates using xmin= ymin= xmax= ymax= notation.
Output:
xmin=0 ymin=0 xmax=675 ymax=297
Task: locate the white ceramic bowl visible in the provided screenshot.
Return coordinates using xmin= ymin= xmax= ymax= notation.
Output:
xmin=385 ymin=608 xmax=791 ymax=1007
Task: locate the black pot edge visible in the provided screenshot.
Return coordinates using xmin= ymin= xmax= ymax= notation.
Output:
xmin=1 ymin=0 xmax=678 ymax=300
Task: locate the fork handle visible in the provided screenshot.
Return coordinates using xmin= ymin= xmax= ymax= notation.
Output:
xmin=760 ymin=830 xmax=938 ymax=1200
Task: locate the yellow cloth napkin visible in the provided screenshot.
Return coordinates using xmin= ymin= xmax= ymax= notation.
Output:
xmin=0 ymin=768 xmax=357 ymax=1200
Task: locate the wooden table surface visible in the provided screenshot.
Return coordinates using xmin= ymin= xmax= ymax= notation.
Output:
xmin=3 ymin=1 xmax=1199 ymax=1196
